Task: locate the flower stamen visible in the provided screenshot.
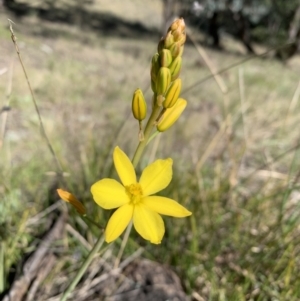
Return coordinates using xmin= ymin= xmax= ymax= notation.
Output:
xmin=126 ymin=183 xmax=143 ymax=204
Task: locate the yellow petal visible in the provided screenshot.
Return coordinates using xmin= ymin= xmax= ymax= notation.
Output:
xmin=91 ymin=179 xmax=129 ymax=209
xmin=139 ymin=158 xmax=173 ymax=196
xmin=57 ymin=189 xmax=86 ymax=215
xmin=142 ymin=196 xmax=192 ymax=217
xmin=105 ymin=204 xmax=134 ymax=243
xmin=133 ymin=204 xmax=165 ymax=244
xmin=114 ymin=146 xmax=136 ymax=186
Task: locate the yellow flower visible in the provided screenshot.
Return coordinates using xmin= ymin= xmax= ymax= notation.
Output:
xmin=57 ymin=189 xmax=86 ymax=215
xmin=91 ymin=147 xmax=192 ymax=244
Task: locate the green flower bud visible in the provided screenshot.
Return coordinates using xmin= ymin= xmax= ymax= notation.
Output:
xmin=169 ymin=42 xmax=181 ymax=58
xmin=169 ymin=56 xmax=182 ymax=81
xmin=132 ymin=89 xmax=147 ymax=121
xmin=164 ymin=31 xmax=174 ymax=48
xmin=179 ymin=45 xmax=184 ymax=57
xmin=156 ymin=67 xmax=171 ymax=96
xmin=160 ymin=49 xmax=172 ymax=67
xmin=172 ymin=28 xmax=181 ymax=40
xmin=157 ymin=37 xmax=164 ymax=53
xmin=163 ymin=79 xmax=182 ymax=109
xmin=151 ymin=53 xmax=160 ymax=82
xmin=176 ymin=33 xmax=186 ymax=46
xmin=151 ymin=79 xmax=157 ymax=93
xmin=171 ymin=18 xmax=185 ymax=32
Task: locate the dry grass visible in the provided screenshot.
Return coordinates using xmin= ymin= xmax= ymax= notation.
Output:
xmin=1 ymin=1 xmax=300 ymax=300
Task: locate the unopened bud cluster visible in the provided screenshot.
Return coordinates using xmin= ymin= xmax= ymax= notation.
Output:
xmin=131 ymin=18 xmax=188 ymax=137
xmin=151 ymin=18 xmax=186 ymax=110
xmin=155 ymin=18 xmax=187 ymax=132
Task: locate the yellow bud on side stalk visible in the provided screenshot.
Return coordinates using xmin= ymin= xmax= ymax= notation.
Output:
xmin=132 ymin=89 xmax=147 ymax=141
xmin=132 ymin=89 xmax=147 ymax=121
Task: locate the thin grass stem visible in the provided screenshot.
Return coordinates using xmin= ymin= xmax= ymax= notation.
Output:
xmin=8 ymin=19 xmax=64 ymax=176
xmin=114 ymin=221 xmax=133 ymax=269
xmin=0 ymin=59 xmax=13 ymax=150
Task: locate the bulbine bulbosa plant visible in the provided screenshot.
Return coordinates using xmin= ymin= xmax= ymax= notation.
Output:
xmin=57 ymin=18 xmax=192 ymax=301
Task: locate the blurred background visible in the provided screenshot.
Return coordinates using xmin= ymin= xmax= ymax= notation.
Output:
xmin=1 ymin=0 xmax=300 ymax=300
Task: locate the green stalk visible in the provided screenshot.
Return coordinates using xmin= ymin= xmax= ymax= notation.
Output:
xmin=59 ymin=235 xmax=105 ymax=301
xmin=132 ymin=104 xmax=161 ymax=168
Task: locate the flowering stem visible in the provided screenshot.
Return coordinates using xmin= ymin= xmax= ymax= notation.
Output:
xmin=147 ymin=131 xmax=160 ymax=145
xmin=132 ymin=104 xmax=161 ymax=168
xmin=60 ymin=102 xmax=160 ymax=300
xmin=59 ymin=235 xmax=105 ymax=301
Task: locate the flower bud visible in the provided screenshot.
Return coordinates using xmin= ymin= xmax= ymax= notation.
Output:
xmin=164 ymin=31 xmax=174 ymax=48
xmin=151 ymin=53 xmax=160 ymax=82
xmin=169 ymin=56 xmax=182 ymax=81
xmin=57 ymin=189 xmax=86 ymax=215
xmin=160 ymin=49 xmax=172 ymax=67
xmin=172 ymin=28 xmax=181 ymax=40
xmin=157 ymin=37 xmax=164 ymax=53
xmin=156 ymin=67 xmax=171 ymax=96
xmin=174 ymin=18 xmax=185 ymax=32
xmin=157 ymin=98 xmax=187 ymax=132
xmin=132 ymin=89 xmax=147 ymax=121
xmin=176 ymin=33 xmax=186 ymax=46
xmin=163 ymin=78 xmax=181 ymax=109
xmin=179 ymin=45 xmax=184 ymax=57
xmin=151 ymin=79 xmax=157 ymax=93
xmin=169 ymin=42 xmax=181 ymax=58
